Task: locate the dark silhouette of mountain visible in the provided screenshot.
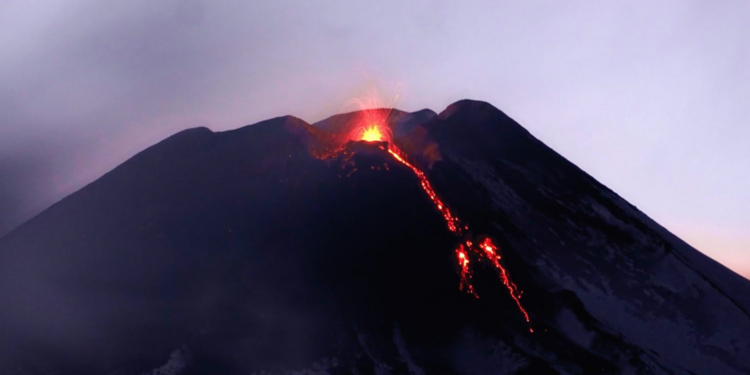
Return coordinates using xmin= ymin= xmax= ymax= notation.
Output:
xmin=0 ymin=100 xmax=748 ymax=375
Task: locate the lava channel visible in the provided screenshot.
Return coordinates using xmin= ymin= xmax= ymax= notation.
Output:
xmin=323 ymin=115 xmax=533 ymax=332
xmin=385 ymin=143 xmax=532 ymax=332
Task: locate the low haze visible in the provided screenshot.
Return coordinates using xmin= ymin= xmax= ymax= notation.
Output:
xmin=1 ymin=0 xmax=748 ymax=278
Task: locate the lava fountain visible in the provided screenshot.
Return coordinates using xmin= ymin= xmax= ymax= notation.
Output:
xmin=361 ymin=126 xmax=384 ymax=142
xmin=351 ymin=123 xmax=392 ymax=143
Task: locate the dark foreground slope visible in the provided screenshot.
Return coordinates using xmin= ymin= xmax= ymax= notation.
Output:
xmin=0 ymin=101 xmax=748 ymax=375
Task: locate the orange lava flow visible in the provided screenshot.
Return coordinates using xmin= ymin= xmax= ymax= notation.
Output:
xmin=456 ymin=245 xmax=477 ymax=297
xmin=339 ymin=107 xmax=532 ymax=331
xmin=386 ymin=147 xmax=461 ymax=233
xmin=477 ymin=238 xmax=532 ymax=330
xmin=383 ymin=145 xmax=532 ymax=331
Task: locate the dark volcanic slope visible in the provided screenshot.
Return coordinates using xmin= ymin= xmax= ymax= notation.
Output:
xmin=1 ymin=101 xmax=749 ymax=375
xmin=421 ymin=101 xmax=750 ymax=374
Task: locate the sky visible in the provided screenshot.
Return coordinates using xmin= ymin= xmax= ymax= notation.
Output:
xmin=0 ymin=0 xmax=748 ymax=278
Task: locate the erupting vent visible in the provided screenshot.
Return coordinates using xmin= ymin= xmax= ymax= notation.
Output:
xmin=358 ymin=126 xmax=387 ymax=142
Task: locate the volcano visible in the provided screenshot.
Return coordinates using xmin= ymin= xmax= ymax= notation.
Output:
xmin=0 ymin=100 xmax=748 ymax=375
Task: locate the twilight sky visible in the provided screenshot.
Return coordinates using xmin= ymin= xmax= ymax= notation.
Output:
xmin=1 ymin=0 xmax=748 ymax=278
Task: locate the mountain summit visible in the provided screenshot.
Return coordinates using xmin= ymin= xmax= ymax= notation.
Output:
xmin=1 ymin=100 xmax=748 ymax=375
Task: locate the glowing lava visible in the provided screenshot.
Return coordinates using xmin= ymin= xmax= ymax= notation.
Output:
xmin=384 ymin=144 xmax=531 ymax=331
xmin=353 ymin=124 xmax=391 ymax=143
xmin=386 ymin=147 xmax=461 ymax=233
xmin=456 ymin=245 xmax=477 ymax=297
xmin=476 ymin=238 xmax=531 ymax=328
xmin=320 ymin=91 xmax=532 ymax=331
xmin=361 ymin=126 xmax=383 ymax=142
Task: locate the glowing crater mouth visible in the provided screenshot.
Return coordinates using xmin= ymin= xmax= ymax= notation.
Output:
xmin=351 ymin=124 xmax=392 ymax=143
xmin=360 ymin=126 xmax=385 ymax=142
